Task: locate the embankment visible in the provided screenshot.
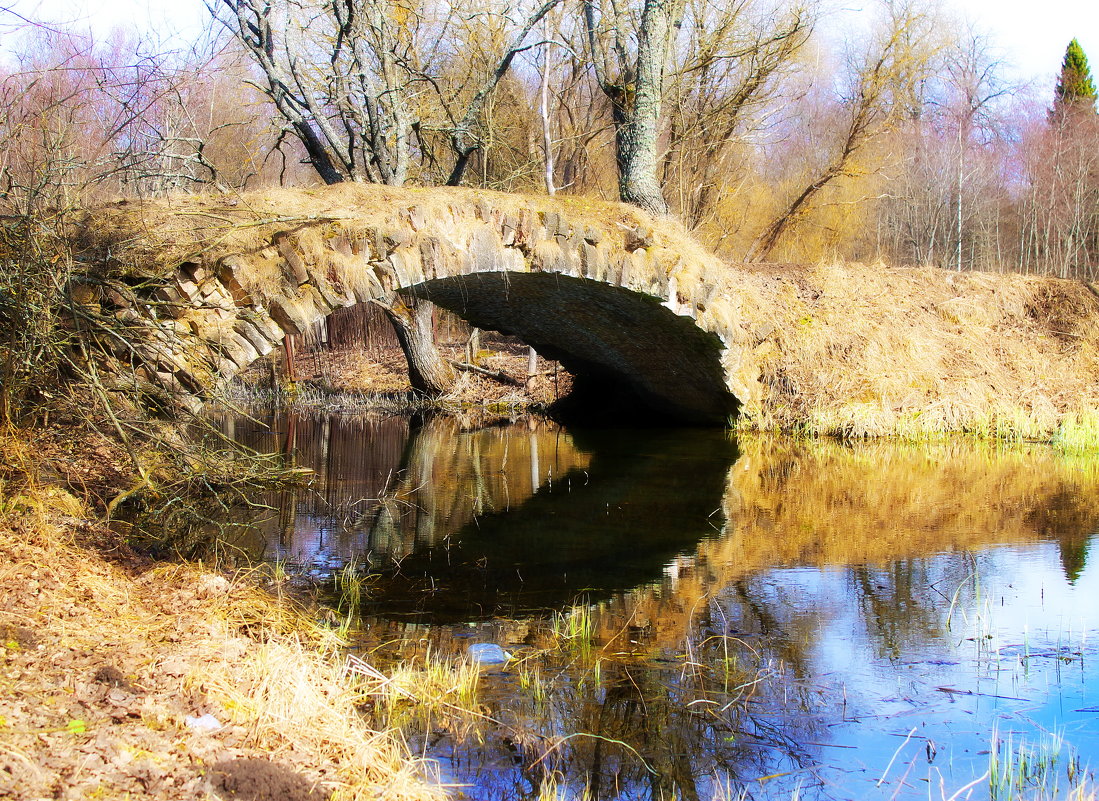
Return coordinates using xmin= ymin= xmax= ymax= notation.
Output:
xmin=718 ymin=261 xmax=1099 ymax=440
xmin=0 ymin=435 xmax=442 ymax=801
xmin=73 ymin=185 xmax=1099 ymax=439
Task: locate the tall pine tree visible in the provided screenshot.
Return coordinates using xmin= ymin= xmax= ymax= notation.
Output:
xmin=1054 ymin=39 xmax=1097 ymax=116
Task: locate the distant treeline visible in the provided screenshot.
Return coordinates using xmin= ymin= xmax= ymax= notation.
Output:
xmin=1 ymin=3 xmax=1097 ymax=275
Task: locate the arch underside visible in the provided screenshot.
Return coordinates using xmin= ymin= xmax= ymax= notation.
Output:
xmin=403 ymin=272 xmax=737 ymax=425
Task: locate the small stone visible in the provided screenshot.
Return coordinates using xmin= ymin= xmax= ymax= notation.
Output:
xmin=185 ymin=713 xmax=223 ymax=733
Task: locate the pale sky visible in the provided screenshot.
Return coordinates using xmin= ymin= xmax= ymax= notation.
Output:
xmin=2 ymin=0 xmax=1097 ymax=93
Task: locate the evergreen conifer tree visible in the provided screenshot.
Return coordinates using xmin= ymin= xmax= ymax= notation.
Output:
xmin=1054 ymin=39 xmax=1097 ymax=115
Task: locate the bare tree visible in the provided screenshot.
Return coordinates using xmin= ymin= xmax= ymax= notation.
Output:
xmin=583 ymin=0 xmax=685 ymax=215
xmin=661 ymin=0 xmax=810 ymax=228
xmin=746 ymin=0 xmax=940 ymax=261
xmin=214 ymin=0 xmax=414 ymax=185
xmin=444 ymin=0 xmax=564 ymax=185
xmin=215 ymin=0 xmax=561 ymax=187
xmin=874 ymin=30 xmax=1012 ymax=270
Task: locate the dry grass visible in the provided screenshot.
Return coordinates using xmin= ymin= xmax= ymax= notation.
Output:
xmin=711 ymin=261 xmax=1099 ymax=439
xmin=0 ymin=432 xmax=444 ymax=801
xmin=74 ymin=185 xmax=1099 ymax=440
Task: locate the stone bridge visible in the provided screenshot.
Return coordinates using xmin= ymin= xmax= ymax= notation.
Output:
xmin=74 ymin=185 xmax=757 ymax=424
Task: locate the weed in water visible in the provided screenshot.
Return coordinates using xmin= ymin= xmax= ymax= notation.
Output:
xmin=517 ymin=659 xmax=550 ymax=708
xmin=552 ymin=603 xmax=595 ymax=659
xmin=367 ymin=647 xmax=482 ymax=732
xmin=988 ymin=728 xmax=1083 ymax=801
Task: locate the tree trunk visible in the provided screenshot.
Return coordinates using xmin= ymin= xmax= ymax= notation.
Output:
xmin=586 ymin=0 xmax=677 ymax=217
xmin=377 ymin=296 xmax=455 ymax=396
xmin=618 ymin=0 xmax=672 ymax=215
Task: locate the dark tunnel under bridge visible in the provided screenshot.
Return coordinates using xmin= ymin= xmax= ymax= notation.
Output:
xmin=402 ymin=272 xmax=737 ymax=425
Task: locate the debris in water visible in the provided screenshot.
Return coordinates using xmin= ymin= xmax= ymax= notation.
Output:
xmin=466 ymin=643 xmax=512 ymax=664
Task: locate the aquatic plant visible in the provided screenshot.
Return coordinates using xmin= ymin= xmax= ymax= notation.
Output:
xmin=551 ymin=602 xmax=596 ymax=659
xmin=989 ymin=729 xmax=1083 ymax=801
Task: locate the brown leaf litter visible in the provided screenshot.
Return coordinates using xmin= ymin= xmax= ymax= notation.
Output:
xmin=0 ymin=483 xmax=442 ymax=801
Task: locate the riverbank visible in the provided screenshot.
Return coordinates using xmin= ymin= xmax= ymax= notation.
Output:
xmin=226 ymin=331 xmax=571 ymax=418
xmin=0 ymin=429 xmax=443 ymax=801
xmin=718 ymin=261 xmax=1099 ymax=442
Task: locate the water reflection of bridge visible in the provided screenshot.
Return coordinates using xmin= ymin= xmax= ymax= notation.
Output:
xmin=221 ymin=415 xmax=1099 ymax=626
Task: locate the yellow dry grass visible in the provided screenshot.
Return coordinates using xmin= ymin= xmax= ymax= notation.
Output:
xmin=0 ymin=445 xmax=445 ymax=801
xmin=711 ymin=261 xmax=1099 ymax=439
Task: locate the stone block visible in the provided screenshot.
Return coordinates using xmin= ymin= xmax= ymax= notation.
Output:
xmin=268 ymin=294 xmax=318 ymax=335
xmin=274 ymin=233 xmax=310 ymax=285
xmin=407 ymin=205 xmax=428 ymax=231
xmin=234 ymin=319 xmax=276 ymax=357
xmin=475 ymin=200 xmax=500 ymax=225
xmin=386 ymin=247 xmax=423 ymax=288
xmin=348 ymin=263 xmax=387 ymax=303
xmin=216 ymin=256 xmax=254 ymax=306
xmin=500 ymin=214 xmax=519 ymax=246
xmin=382 ymin=228 xmax=411 ymax=252
xmin=243 ymin=309 xmax=286 ymax=343
xmin=175 ymin=277 xmax=202 ymax=302
xmin=223 ymin=331 xmax=260 ymax=370
xmin=470 ymin=227 xmax=504 ymax=272
xmin=179 ymin=261 xmax=207 ymax=283
xmin=332 ymin=233 xmax=355 ymax=258
xmin=309 ymin=272 xmax=347 ymax=309
xmin=624 ymin=225 xmax=655 ymax=252
xmin=542 ymin=211 xmax=561 ymax=238
xmin=581 ymin=243 xmax=606 ymax=282
xmin=419 ymin=237 xmax=441 ymax=279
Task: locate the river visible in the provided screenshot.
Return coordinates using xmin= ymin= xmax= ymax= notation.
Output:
xmin=177 ymin=413 xmax=1099 ymax=800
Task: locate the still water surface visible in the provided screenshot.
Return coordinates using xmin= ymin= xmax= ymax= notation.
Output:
xmin=203 ymin=413 xmax=1099 ymax=800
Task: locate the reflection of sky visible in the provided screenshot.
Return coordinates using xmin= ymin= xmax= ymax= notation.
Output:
xmin=212 ymin=414 xmax=1099 ymax=799
xmin=739 ymin=540 xmax=1099 ymax=798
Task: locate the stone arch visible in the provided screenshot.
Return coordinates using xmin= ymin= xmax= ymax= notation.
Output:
xmin=75 ymin=185 xmax=749 ymax=424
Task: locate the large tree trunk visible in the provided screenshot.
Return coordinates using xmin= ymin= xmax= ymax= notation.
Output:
xmin=618 ymin=0 xmax=673 ymax=216
xmin=376 ymin=296 xmax=456 ymax=396
xmin=585 ymin=0 xmax=677 ymax=217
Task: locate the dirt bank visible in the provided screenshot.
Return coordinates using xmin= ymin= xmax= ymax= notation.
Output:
xmin=0 ymin=433 xmax=442 ymax=801
xmin=230 ymin=330 xmax=572 ymax=414
xmin=719 ymin=261 xmax=1099 ymax=440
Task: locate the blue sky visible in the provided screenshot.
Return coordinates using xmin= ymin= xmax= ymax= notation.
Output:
xmin=2 ymin=0 xmax=1097 ymax=94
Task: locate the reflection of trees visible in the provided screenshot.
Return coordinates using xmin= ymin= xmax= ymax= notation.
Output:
xmin=189 ymin=419 xmax=1099 ymax=800
xmin=360 ymin=415 xmax=593 ymax=559
xmin=848 ymin=557 xmax=974 ymax=661
xmin=1059 ymin=536 xmax=1093 ymax=584
xmin=220 ymin=413 xmax=591 ymax=566
xmin=619 ymin=438 xmax=1099 ymax=656
xmin=458 ymin=623 xmax=829 ymax=801
xmin=484 ymin=437 xmax=1099 ymax=800
xmin=1025 ymin=489 xmax=1097 ymax=584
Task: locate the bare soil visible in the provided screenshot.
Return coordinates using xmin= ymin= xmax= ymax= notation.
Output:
xmin=0 ymin=430 xmax=439 ymax=801
xmin=238 ymin=333 xmax=573 ymax=409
